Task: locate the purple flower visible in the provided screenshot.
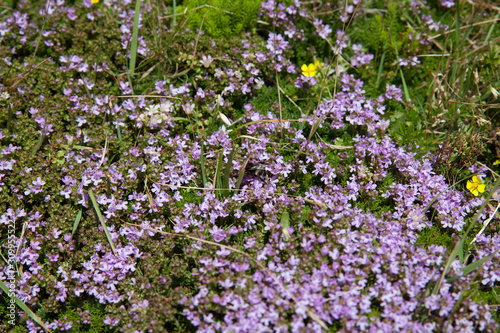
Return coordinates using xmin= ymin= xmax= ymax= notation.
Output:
xmin=441 ymin=0 xmax=455 ymax=8
xmin=313 ymin=19 xmax=332 ymax=40
xmin=266 ymin=33 xmax=289 ymax=55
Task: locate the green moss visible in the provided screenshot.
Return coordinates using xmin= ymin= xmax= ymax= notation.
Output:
xmin=182 ymin=0 xmax=262 ymax=38
xmin=415 ymin=225 xmax=455 ymax=248
xmin=473 ymin=286 xmax=500 ymax=325
xmin=176 ymin=188 xmax=203 ymax=209
xmin=25 ymin=300 xmax=111 ymax=333
xmin=251 ymin=84 xmax=302 ymax=121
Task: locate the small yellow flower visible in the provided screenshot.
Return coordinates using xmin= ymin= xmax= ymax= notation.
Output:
xmin=301 ymin=63 xmax=318 ymax=77
xmin=91 ymin=0 xmax=99 ymax=3
xmin=466 ymin=176 xmax=486 ymax=196
xmin=313 ymin=60 xmax=321 ymax=68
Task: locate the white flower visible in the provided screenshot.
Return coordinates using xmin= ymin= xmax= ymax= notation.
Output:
xmin=398 ymin=58 xmax=409 ymax=66
xmin=183 ymin=103 xmax=195 ymax=115
xmin=214 ymin=68 xmax=224 ymax=78
xmin=200 ymin=55 xmax=214 ymax=68
xmin=159 ymin=101 xmax=173 ymax=113
xmin=145 ymin=104 xmax=159 ymax=116
xmin=1 ymin=91 xmax=10 ymax=100
xmin=218 ymin=124 xmax=232 ymax=134
xmin=150 ymin=114 xmax=163 ymax=125
xmin=255 ymin=78 xmax=264 ymax=89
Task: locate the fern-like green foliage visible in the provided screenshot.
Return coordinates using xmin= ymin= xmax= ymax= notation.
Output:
xmin=365 ymin=3 xmax=420 ymax=66
xmin=183 ymin=0 xmax=262 ymax=38
xmin=368 ymin=14 xmax=389 ymax=55
xmin=60 ymin=301 xmax=109 ymax=333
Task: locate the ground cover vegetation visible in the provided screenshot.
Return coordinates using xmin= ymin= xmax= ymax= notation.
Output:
xmin=0 ymin=0 xmax=500 ymax=331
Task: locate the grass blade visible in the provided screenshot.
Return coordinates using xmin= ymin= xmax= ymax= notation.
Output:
xmin=214 ymin=153 xmax=223 ymax=200
xmin=457 ymin=237 xmax=464 ymax=264
xmin=392 ymin=36 xmax=410 ymax=103
xmin=236 ymin=157 xmax=250 ymax=190
xmin=280 ymin=210 xmax=290 ymax=228
xmin=128 ymin=0 xmax=142 ymax=86
xmin=200 ymin=143 xmax=207 ymax=187
xmin=375 ymin=49 xmax=386 ymax=89
xmin=222 ymin=147 xmax=235 ymax=197
xmin=455 ymin=1 xmax=460 ymax=58
xmin=0 ymin=279 xmax=52 ymax=332
xmin=7 ymin=102 xmax=13 ymax=134
xmin=71 ymin=209 xmax=83 ymax=238
xmin=172 ymin=0 xmax=177 ymax=27
xmin=144 ymin=178 xmax=157 ymax=211
xmin=30 ymin=133 xmax=45 ymax=156
xmin=484 ymin=14 xmax=499 ymax=43
xmin=88 ymin=190 xmax=117 ymax=255
xmin=116 ymin=124 xmax=122 ymax=144
xmin=280 ymin=210 xmax=291 ymax=241
xmin=446 ymin=250 xmax=500 ymax=283
xmin=462 ymin=250 xmax=499 ymax=276
xmin=398 ymin=68 xmax=410 ymax=104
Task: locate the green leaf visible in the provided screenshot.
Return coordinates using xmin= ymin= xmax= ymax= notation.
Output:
xmin=61 ymin=144 xmax=93 ymax=151
xmin=116 ymin=125 xmax=122 ymax=144
xmin=145 ymin=179 xmax=156 ymax=210
xmin=128 ymin=0 xmax=142 ymax=91
xmin=280 ymin=210 xmax=290 ymax=229
xmin=457 ymin=240 xmax=464 ymax=264
xmin=88 ymin=190 xmax=116 ymax=255
xmin=235 ymin=157 xmax=250 ymax=190
xmin=462 ymin=250 xmax=499 ymax=276
xmin=215 ymin=153 xmax=223 ymax=200
xmin=7 ymin=102 xmax=13 ymax=134
xmin=222 ymin=147 xmax=235 ymax=197
xmin=0 ymin=280 xmax=52 ymax=332
xmin=281 ymin=210 xmax=290 ymax=241
xmin=172 ymin=0 xmax=177 ymax=27
xmin=30 ymin=133 xmax=45 ymax=156
xmin=200 ymin=143 xmax=207 ymax=187
xmin=446 ymin=250 xmax=499 ymax=283
xmin=71 ymin=209 xmax=83 ymax=238
xmin=71 ymin=209 xmax=83 ymax=237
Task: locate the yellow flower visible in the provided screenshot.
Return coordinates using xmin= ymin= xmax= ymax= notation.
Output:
xmin=301 ymin=63 xmax=318 ymax=77
xmin=91 ymin=0 xmax=99 ymax=3
xmin=313 ymin=60 xmax=321 ymax=68
xmin=466 ymin=176 xmax=486 ymax=196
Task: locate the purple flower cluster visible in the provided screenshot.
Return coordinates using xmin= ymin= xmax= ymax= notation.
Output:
xmin=260 ymin=0 xmax=306 ymax=42
xmin=350 ymin=44 xmax=374 ymax=67
xmin=172 ymin=73 xmax=499 ymax=332
xmin=313 ymin=19 xmax=333 ymax=40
